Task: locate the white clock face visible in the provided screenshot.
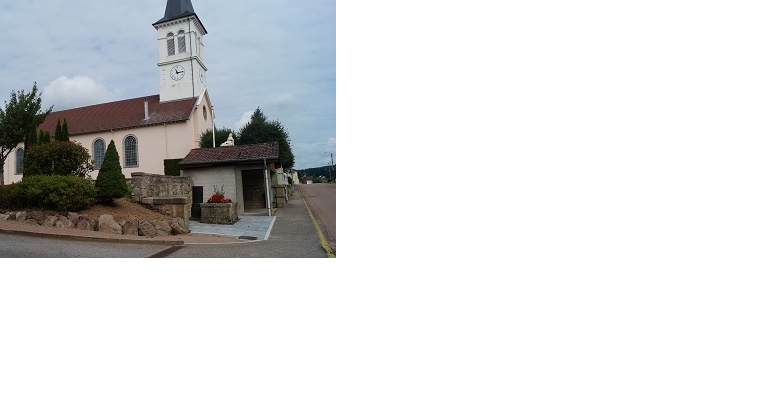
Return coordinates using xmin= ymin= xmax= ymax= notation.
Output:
xmin=170 ymin=65 xmax=185 ymax=81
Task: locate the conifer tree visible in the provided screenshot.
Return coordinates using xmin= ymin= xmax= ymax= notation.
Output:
xmin=54 ymin=119 xmax=62 ymax=141
xmin=25 ymin=130 xmax=38 ymax=148
xmin=61 ymin=118 xmax=69 ymax=141
xmin=40 ymin=130 xmax=51 ymax=143
xmin=94 ymin=139 xmax=129 ymax=203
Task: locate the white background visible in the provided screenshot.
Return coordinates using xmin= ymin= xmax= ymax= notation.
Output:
xmin=4 ymin=1 xmax=760 ymax=398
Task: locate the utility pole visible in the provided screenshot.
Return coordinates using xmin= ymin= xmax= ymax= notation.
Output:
xmin=211 ymin=106 xmax=216 ymax=148
xmin=325 ymin=152 xmax=333 ymax=182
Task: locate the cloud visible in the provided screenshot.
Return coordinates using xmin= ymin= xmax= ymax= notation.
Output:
xmin=231 ymin=93 xmax=299 ymax=131
xmin=42 ymin=76 xmax=122 ymax=111
xmin=292 ymin=138 xmax=336 ymax=169
xmin=233 ymin=110 xmax=255 ymax=131
xmin=263 ymin=92 xmax=299 ymax=119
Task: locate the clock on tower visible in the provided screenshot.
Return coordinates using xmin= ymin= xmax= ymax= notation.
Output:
xmin=153 ymin=0 xmax=208 ymax=103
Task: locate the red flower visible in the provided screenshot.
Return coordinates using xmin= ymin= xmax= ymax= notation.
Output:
xmin=208 ymin=193 xmax=233 ymax=203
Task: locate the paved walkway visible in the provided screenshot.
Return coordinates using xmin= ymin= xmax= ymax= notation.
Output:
xmin=188 ymin=215 xmax=276 ymax=241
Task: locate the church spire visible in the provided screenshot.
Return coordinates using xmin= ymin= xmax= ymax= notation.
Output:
xmin=154 ymin=0 xmax=198 ymax=25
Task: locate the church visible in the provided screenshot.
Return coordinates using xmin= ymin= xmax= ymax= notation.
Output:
xmin=2 ymin=0 xmax=214 ymax=184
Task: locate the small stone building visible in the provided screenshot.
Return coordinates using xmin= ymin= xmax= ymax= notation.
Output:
xmin=178 ymin=142 xmax=281 ymax=217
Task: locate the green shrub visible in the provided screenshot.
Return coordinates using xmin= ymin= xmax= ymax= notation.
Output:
xmin=164 ymin=158 xmax=182 ymax=176
xmin=95 ymin=140 xmax=129 ymax=203
xmin=24 ymin=140 xmax=94 ymax=178
xmin=0 ymin=183 xmax=21 ymax=210
xmin=15 ymin=175 xmax=96 ymax=212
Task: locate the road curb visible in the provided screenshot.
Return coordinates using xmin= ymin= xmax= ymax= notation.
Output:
xmin=0 ymin=226 xmax=185 ymax=246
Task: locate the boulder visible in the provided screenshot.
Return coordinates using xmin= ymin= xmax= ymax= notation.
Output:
xmin=97 ymin=214 xmax=123 ymax=235
xmin=30 ymin=210 xmax=45 ymax=223
xmin=15 ymin=211 xmax=26 ymax=221
xmin=138 ymin=221 xmax=157 ymax=238
xmin=0 ymin=213 xmax=9 ymax=221
xmin=123 ymin=219 xmax=140 ymax=236
xmin=171 ymin=218 xmax=190 ymax=235
xmin=56 ymin=217 xmax=73 ymax=229
xmin=154 ymin=221 xmax=172 ymax=236
xmin=76 ymin=220 xmax=91 ymax=230
xmin=42 ymin=216 xmax=58 ymax=227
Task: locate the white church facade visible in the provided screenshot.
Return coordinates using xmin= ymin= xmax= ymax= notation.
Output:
xmin=2 ymin=0 xmax=214 ymax=184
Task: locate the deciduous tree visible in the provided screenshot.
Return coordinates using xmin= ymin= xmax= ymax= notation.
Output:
xmin=199 ymin=126 xmax=236 ymax=148
xmin=0 ymin=82 xmax=52 ymax=184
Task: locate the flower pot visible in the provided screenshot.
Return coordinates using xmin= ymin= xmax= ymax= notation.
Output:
xmin=200 ymin=202 xmax=238 ymax=224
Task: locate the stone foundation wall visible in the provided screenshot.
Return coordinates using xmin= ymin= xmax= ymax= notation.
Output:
xmin=131 ymin=172 xmax=192 ymax=224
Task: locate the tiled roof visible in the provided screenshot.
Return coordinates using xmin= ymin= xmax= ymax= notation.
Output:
xmin=38 ymin=95 xmax=197 ymax=136
xmin=179 ymin=142 xmax=280 ymax=167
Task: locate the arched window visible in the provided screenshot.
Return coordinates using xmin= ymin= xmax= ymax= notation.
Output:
xmin=167 ymin=32 xmax=175 ymax=56
xmin=124 ymin=135 xmax=138 ymax=167
xmin=177 ymin=30 xmax=186 ymax=53
xmin=93 ymin=138 xmax=105 ymax=169
xmin=15 ymin=148 xmax=23 ymax=175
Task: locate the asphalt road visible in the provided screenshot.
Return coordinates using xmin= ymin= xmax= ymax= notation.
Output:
xmin=298 ymin=183 xmax=336 ymax=253
xmin=0 ymin=232 xmax=169 ymax=258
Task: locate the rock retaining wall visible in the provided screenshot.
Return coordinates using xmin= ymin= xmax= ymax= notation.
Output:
xmin=0 ymin=210 xmax=190 ymax=237
xmin=131 ymin=172 xmax=192 ymax=224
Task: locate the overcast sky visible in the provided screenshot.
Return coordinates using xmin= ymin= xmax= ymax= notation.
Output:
xmin=0 ymin=0 xmax=335 ymax=170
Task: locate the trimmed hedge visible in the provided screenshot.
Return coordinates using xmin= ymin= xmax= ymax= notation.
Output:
xmin=15 ymin=175 xmax=96 ymax=212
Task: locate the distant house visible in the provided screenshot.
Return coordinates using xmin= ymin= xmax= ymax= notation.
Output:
xmin=302 ymin=176 xmax=314 ymax=184
xmin=289 ymin=170 xmax=300 ymax=186
xmin=179 ymin=142 xmax=281 ymax=217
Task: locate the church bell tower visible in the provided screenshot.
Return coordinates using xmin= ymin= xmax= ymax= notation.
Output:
xmin=153 ymin=0 xmax=208 ymax=103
